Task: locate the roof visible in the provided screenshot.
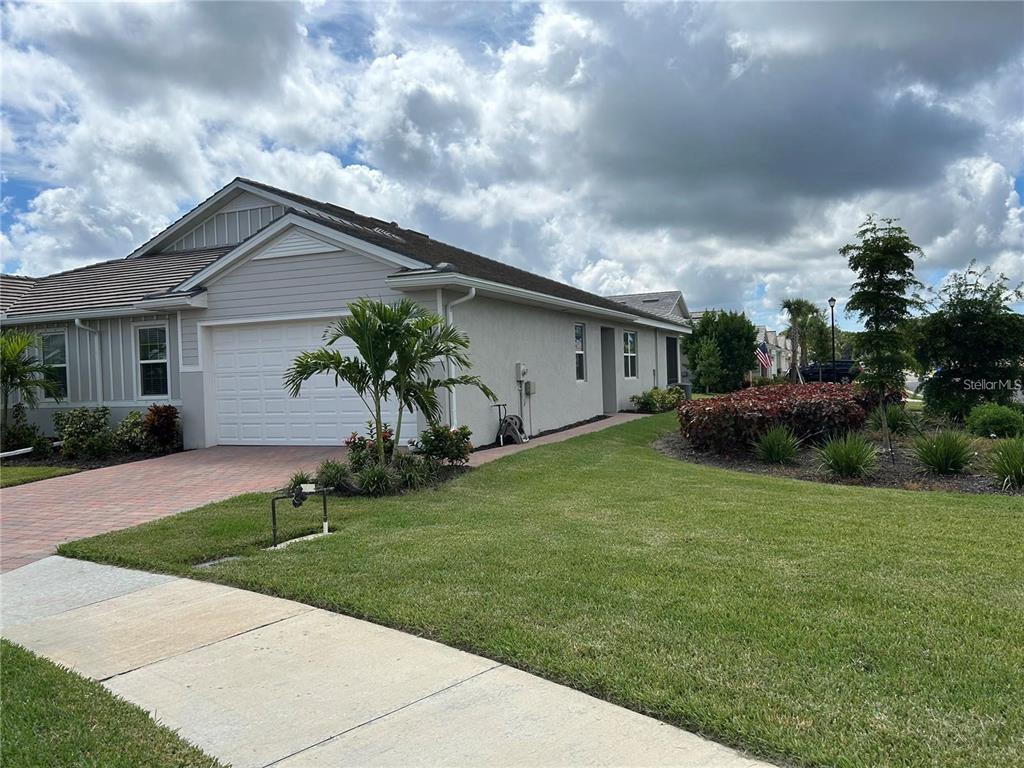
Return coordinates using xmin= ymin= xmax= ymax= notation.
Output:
xmin=0 ymin=275 xmax=37 ymax=312
xmin=1 ymin=247 xmax=231 ymax=318
xmin=606 ymin=291 xmax=689 ymax=322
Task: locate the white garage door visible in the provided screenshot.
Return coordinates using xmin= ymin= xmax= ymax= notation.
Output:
xmin=211 ymin=320 xmax=397 ymax=446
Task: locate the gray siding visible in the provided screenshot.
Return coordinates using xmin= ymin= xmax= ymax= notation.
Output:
xmin=163 ymin=202 xmax=286 ymax=252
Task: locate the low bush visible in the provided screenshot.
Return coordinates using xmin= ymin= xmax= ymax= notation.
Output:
xmin=392 ymin=452 xmax=441 ymax=490
xmin=677 ymin=383 xmax=889 ymax=453
xmin=817 ymin=433 xmax=878 ymax=478
xmin=54 ymin=407 xmax=113 ymax=460
xmin=0 ymin=403 xmax=50 ymax=455
xmin=868 ymin=403 xmax=917 ymax=436
xmin=345 ymin=423 xmax=395 ymax=472
xmin=965 ymin=403 xmax=1024 ymax=439
xmin=630 ymin=386 xmax=686 ymax=414
xmin=356 ymin=463 xmax=400 ymax=497
xmin=753 ymin=425 xmax=800 ymax=464
xmin=113 ymin=411 xmax=147 ymax=453
xmin=316 ymin=458 xmax=350 ymax=492
xmin=990 ymin=437 xmax=1024 ymax=490
xmin=414 ymin=424 xmax=473 ymax=465
xmin=143 ymin=405 xmax=181 ymax=453
xmin=287 ymin=470 xmax=314 ymax=493
xmin=912 ymin=430 xmax=974 ymax=475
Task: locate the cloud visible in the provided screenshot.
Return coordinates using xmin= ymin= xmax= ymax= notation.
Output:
xmin=1 ymin=1 xmax=1021 ymax=329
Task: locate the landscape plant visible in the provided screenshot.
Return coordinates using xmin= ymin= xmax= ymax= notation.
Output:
xmin=868 ymin=403 xmax=916 ymax=436
xmin=143 ymin=404 xmax=181 ymax=453
xmin=753 ymin=425 xmax=800 ymax=464
xmin=1 ymin=329 xmax=63 ymax=435
xmin=1 ymin=403 xmax=51 ymax=454
xmin=912 ymin=430 xmax=974 ymax=475
xmin=691 ymin=336 xmax=724 ymax=393
xmin=629 ymin=386 xmax=685 ymax=413
xmin=989 ymin=437 xmax=1024 ymax=490
xmin=315 ymin=458 xmax=350 ymax=491
xmin=54 ymin=407 xmax=113 ymax=460
xmin=356 ymin=462 xmax=400 ymax=496
xmin=780 ymin=297 xmax=829 ymax=375
xmin=112 ymin=411 xmax=147 ymax=453
xmin=287 ymin=470 xmax=314 ymax=493
xmin=817 ymin=432 xmax=879 ymax=478
xmin=965 ymin=402 xmax=1024 ymax=438
xmin=414 ymin=423 xmax=473 ymax=465
xmin=685 ymin=311 xmax=757 ymax=391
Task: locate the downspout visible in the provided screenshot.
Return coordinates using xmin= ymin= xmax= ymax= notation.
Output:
xmin=445 ymin=287 xmax=476 ymax=427
xmin=74 ymin=319 xmax=102 ymax=404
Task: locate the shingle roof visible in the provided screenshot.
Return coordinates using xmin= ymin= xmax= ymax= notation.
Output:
xmin=238 ymin=179 xmax=679 ymax=326
xmin=0 ymin=275 xmax=37 ymax=312
xmin=606 ymin=291 xmax=688 ymax=323
xmin=2 ymin=247 xmax=231 ymax=317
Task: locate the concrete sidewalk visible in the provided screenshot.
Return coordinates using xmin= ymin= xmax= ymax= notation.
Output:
xmin=1 ymin=557 xmax=771 ymax=768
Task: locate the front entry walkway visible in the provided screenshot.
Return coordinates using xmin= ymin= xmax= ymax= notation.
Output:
xmin=0 ymin=446 xmax=343 ymax=572
xmin=1 ymin=557 xmax=771 ymax=768
xmin=468 ymin=413 xmax=645 ymax=466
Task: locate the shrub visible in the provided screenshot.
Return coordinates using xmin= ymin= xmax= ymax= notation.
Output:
xmin=345 ymin=422 xmax=394 ymax=472
xmin=391 ymin=452 xmax=441 ymax=490
xmin=54 ymin=407 xmax=113 ymax=460
xmin=316 ymin=459 xmax=350 ymax=492
xmin=677 ymin=383 xmax=890 ymax=453
xmin=868 ymin=403 xmax=916 ymax=436
xmin=414 ymin=424 xmax=473 ymax=465
xmin=990 ymin=437 xmax=1024 ymax=490
xmin=113 ymin=411 xmax=147 ymax=453
xmin=817 ymin=433 xmax=878 ymax=478
xmin=753 ymin=425 xmax=800 ymax=464
xmin=630 ymin=387 xmax=686 ymax=414
xmin=143 ymin=404 xmax=181 ymax=453
xmin=912 ymin=430 xmax=974 ymax=475
xmin=287 ymin=470 xmax=314 ymax=493
xmin=965 ymin=403 xmax=1024 ymax=439
xmin=0 ymin=403 xmax=48 ymax=453
xmin=356 ymin=463 xmax=399 ymax=496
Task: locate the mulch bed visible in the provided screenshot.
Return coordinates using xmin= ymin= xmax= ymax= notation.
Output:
xmin=655 ymin=431 xmax=1021 ymax=496
xmin=1 ymin=450 xmax=172 ymax=471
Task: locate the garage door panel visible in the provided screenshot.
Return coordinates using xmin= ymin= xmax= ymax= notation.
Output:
xmin=212 ymin=320 xmax=397 ymax=446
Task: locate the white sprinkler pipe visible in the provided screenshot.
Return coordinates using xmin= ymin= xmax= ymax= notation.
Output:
xmin=74 ymin=319 xmax=102 ymax=403
xmin=445 ymin=287 xmax=476 ymax=427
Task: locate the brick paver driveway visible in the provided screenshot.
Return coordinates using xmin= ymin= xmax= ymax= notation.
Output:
xmin=0 ymin=446 xmax=345 ymax=573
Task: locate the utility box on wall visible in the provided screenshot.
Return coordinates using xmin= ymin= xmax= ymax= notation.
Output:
xmin=524 ymin=380 xmax=537 ymax=396
xmin=515 ymin=362 xmax=529 ymax=382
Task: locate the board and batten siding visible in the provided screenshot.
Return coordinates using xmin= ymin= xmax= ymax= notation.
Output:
xmin=162 ymin=192 xmax=287 ymax=253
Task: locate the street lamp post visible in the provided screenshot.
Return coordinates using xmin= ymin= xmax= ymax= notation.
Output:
xmin=828 ymin=297 xmax=837 ymax=383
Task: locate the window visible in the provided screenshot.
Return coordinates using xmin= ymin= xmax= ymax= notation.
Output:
xmin=40 ymin=332 xmax=68 ymax=398
xmin=623 ymin=331 xmax=638 ymax=378
xmin=137 ymin=326 xmax=169 ymax=397
xmin=574 ymin=323 xmax=586 ymax=381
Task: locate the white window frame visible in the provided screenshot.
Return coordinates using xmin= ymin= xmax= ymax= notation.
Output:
xmin=623 ymin=330 xmax=638 ymax=379
xmin=134 ymin=321 xmax=170 ymax=400
xmin=38 ymin=329 xmax=69 ymax=401
xmin=574 ymin=322 xmax=587 ymax=382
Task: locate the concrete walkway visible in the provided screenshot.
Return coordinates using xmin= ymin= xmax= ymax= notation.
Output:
xmin=2 ymin=557 xmax=771 ymax=768
xmin=469 ymin=413 xmax=644 ymax=467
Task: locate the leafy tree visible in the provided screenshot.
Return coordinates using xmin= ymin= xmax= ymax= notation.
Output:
xmin=686 ymin=311 xmax=757 ymax=391
xmin=911 ymin=264 xmax=1024 ymax=419
xmin=842 ymin=215 xmax=924 ymax=451
xmin=692 ymin=336 xmax=724 ymax=393
xmin=284 ymin=298 xmax=495 ymax=464
xmin=1 ymin=329 xmax=63 ymax=434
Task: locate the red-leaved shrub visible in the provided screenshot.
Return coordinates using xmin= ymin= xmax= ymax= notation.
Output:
xmin=677 ymin=383 xmax=883 ymax=453
xmin=143 ymin=404 xmax=181 ymax=453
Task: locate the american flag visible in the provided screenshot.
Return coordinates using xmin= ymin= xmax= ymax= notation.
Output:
xmin=755 ymin=341 xmax=773 ymax=371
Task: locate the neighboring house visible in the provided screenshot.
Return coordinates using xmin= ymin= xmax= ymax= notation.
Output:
xmin=0 ymin=178 xmax=689 ymax=448
xmin=605 ymin=291 xmax=691 ymax=385
xmin=750 ymin=326 xmax=794 ymax=380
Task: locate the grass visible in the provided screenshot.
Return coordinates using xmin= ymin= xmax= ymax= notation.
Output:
xmin=61 ymin=414 xmax=1024 ymax=768
xmin=0 ymin=639 xmax=223 ymax=767
xmin=0 ymin=464 xmax=79 ymax=487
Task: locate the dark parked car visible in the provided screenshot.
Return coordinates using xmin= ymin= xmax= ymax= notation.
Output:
xmin=800 ymin=360 xmax=861 ymax=384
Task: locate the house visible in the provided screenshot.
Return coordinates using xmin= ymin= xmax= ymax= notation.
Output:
xmin=750 ymin=326 xmax=794 ymax=380
xmin=604 ymin=291 xmax=691 ymax=385
xmin=0 ymin=178 xmax=690 ymax=448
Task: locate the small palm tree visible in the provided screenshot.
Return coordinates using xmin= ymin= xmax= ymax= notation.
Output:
xmin=1 ymin=329 xmax=63 ymax=434
xmin=284 ymin=298 xmax=495 ymax=464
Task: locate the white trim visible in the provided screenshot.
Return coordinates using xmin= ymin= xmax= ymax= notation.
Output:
xmin=250 ymin=228 xmax=339 ymax=260
xmin=132 ymin=320 xmax=171 ymax=400
xmin=33 ymin=400 xmax=183 ymax=409
xmin=38 ymin=329 xmax=69 ymax=401
xmin=623 ymin=330 xmax=639 ymax=379
xmin=176 ymin=214 xmax=427 ymax=292
xmin=574 ymin=322 xmax=587 ymax=382
xmin=0 ymin=306 xmax=135 ymax=326
xmin=134 ymin=292 xmax=208 ymax=310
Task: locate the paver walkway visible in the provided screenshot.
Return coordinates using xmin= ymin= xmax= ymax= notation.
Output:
xmin=468 ymin=413 xmax=644 ymax=466
xmin=1 ymin=557 xmax=772 ymax=768
xmin=0 ymin=446 xmax=344 ymax=572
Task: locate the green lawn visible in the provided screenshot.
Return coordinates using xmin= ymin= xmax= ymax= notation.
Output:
xmin=60 ymin=414 xmax=1024 ymax=768
xmin=0 ymin=640 xmax=223 ymax=767
xmin=0 ymin=464 xmax=79 ymax=487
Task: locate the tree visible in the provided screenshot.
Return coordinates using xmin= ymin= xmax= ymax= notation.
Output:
xmin=685 ymin=311 xmax=757 ymax=391
xmin=780 ymin=298 xmax=824 ymax=370
xmin=284 ymin=298 xmax=495 ymax=464
xmin=692 ymin=336 xmax=724 ymax=393
xmin=842 ymin=215 xmax=924 ymax=451
xmin=911 ymin=264 xmax=1024 ymax=419
xmin=1 ymin=329 xmax=63 ymax=434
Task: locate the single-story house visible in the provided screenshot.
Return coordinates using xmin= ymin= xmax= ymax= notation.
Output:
xmin=1 ymin=178 xmax=690 ymax=448
xmin=604 ymin=291 xmax=691 ymax=385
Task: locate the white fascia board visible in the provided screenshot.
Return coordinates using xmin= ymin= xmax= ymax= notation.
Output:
xmin=133 ymin=292 xmax=208 ymax=311
xmin=175 ymin=214 xmax=428 ymax=292
xmin=0 ymin=306 xmax=143 ymax=325
xmin=635 ymin=316 xmax=692 ymax=334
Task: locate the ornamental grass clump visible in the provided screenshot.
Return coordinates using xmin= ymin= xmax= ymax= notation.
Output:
xmin=868 ymin=403 xmax=916 ymax=436
xmin=817 ymin=432 xmax=878 ymax=478
xmin=753 ymin=425 xmax=800 ymax=464
xmin=315 ymin=459 xmax=350 ymax=492
xmin=912 ymin=430 xmax=974 ymax=476
xmin=990 ymin=437 xmax=1024 ymax=490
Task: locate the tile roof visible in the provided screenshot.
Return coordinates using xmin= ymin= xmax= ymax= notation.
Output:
xmin=606 ymin=291 xmax=688 ymax=323
xmin=0 ymin=275 xmax=37 ymax=312
xmin=1 ymin=247 xmax=231 ymax=317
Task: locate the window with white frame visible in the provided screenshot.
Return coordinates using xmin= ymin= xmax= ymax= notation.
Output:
xmin=574 ymin=323 xmax=586 ymax=381
xmin=623 ymin=331 xmax=638 ymax=378
xmin=40 ymin=332 xmax=68 ymax=398
xmin=137 ymin=326 xmax=169 ymax=397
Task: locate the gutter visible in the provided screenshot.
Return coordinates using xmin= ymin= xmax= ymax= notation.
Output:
xmin=445 ymin=287 xmax=476 ymax=427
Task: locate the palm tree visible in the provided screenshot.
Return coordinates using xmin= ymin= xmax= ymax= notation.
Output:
xmin=1 ymin=329 xmax=63 ymax=434
xmin=780 ymin=298 xmax=826 ymax=376
xmin=284 ymin=298 xmax=495 ymax=464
